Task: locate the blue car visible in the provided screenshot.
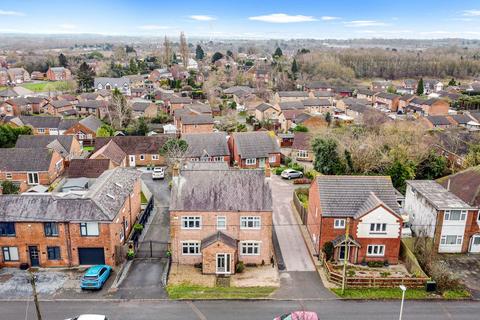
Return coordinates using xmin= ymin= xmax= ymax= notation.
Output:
xmin=80 ymin=265 xmax=112 ymax=290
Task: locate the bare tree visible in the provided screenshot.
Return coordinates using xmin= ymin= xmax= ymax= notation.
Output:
xmin=107 ymin=89 xmax=132 ymax=129
xmin=163 ymin=36 xmax=172 ymax=66
xmin=179 ymin=32 xmax=189 ymax=68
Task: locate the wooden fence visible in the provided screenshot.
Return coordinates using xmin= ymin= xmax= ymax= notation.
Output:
xmin=293 ymin=190 xmax=308 ymax=224
xmin=323 ymin=259 xmax=429 ymax=289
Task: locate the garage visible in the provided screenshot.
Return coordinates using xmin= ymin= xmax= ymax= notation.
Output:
xmin=78 ymin=248 xmax=105 ymax=265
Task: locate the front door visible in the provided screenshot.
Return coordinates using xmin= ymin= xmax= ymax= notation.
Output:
xmin=129 ymin=155 xmax=136 ymax=167
xmin=470 ymin=235 xmax=480 ymax=253
xmin=216 ymin=253 xmax=231 ymax=274
xmin=338 ymin=246 xmax=346 ymax=261
xmin=259 ymin=158 xmax=266 ymax=168
xmin=29 ymin=246 xmax=40 ymax=267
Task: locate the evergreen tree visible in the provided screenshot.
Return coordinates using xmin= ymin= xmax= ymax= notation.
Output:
xmin=226 ymin=50 xmax=233 ymax=57
xmin=312 ymin=137 xmax=346 ymax=175
xmin=58 ymin=53 xmax=68 ymax=67
xmin=325 ymin=112 xmax=332 ymax=126
xmin=273 ymin=47 xmax=283 ymax=58
xmin=195 ymin=44 xmax=205 ymax=60
xmin=128 ymin=58 xmax=138 ymax=74
xmin=136 ymin=117 xmax=149 ymax=136
xmin=77 ymin=62 xmax=95 ymax=92
xmin=291 ymin=58 xmax=299 ymax=79
xmin=211 ymin=52 xmax=224 ymax=63
xmin=448 ymin=78 xmax=457 ymax=86
xmin=417 ymin=78 xmax=424 ymax=95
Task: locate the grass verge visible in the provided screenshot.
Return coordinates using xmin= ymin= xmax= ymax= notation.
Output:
xmin=332 ymin=288 xmax=470 ymax=299
xmin=20 ymin=81 xmax=69 ymax=92
xmin=140 ymin=191 xmax=148 ymax=204
xmin=167 ymin=284 xmax=276 ymax=299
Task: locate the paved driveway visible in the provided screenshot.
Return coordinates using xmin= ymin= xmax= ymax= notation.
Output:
xmin=115 ymin=173 xmax=170 ymax=299
xmin=441 ymin=254 xmax=480 ymax=299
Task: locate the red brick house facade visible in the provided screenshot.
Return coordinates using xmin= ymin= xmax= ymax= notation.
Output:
xmin=229 ymin=131 xmax=281 ymax=168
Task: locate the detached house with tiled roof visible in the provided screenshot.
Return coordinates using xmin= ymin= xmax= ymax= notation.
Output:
xmin=307 ymin=176 xmax=402 ymax=264
xmin=183 ymin=132 xmax=230 ymax=163
xmin=229 ymin=131 xmax=281 ymax=169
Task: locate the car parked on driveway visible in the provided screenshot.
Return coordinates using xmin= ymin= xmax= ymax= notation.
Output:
xmin=281 ymin=169 xmax=303 ymax=180
xmin=80 ymin=265 xmax=112 ymax=290
xmin=274 ymin=311 xmax=319 ymax=320
xmin=152 ymin=167 xmax=165 ymax=180
xmin=66 ymin=315 xmax=108 ymax=320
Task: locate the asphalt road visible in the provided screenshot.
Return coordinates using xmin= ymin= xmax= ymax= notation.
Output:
xmin=4 ymin=299 xmax=480 ymax=320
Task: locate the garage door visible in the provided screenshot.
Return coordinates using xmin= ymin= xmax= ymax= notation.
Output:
xmin=78 ymin=248 xmax=105 ymax=265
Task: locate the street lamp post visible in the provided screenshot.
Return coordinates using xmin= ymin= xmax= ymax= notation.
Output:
xmin=399 ymin=285 xmax=407 ymax=320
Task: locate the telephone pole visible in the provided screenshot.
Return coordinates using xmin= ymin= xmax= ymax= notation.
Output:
xmin=341 ymin=218 xmax=350 ymax=295
xmin=29 ymin=270 xmax=42 ymax=320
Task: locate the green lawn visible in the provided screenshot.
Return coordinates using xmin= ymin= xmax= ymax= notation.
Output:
xmin=332 ymin=288 xmax=470 ymax=300
xmin=82 ymin=146 xmax=94 ymax=152
xmin=140 ymin=192 xmax=148 ymax=204
xmin=20 ymin=81 xmax=70 ymax=92
xmin=166 ymin=284 xmax=276 ymax=299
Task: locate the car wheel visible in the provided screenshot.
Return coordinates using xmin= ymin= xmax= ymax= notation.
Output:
xmin=299 ymin=174 xmax=303 ymax=178
xmin=288 ymin=176 xmax=291 ymax=180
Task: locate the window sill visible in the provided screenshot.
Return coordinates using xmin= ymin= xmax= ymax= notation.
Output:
xmin=369 ymin=232 xmax=387 ymax=235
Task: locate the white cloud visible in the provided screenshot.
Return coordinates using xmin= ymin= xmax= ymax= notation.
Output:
xmin=321 ymin=16 xmax=340 ymax=21
xmin=138 ymin=25 xmax=172 ymax=30
xmin=463 ymin=9 xmax=480 ymax=16
xmin=0 ymin=10 xmax=25 ymax=16
xmin=189 ymin=15 xmax=216 ymax=21
xmin=58 ymin=24 xmax=76 ymax=30
xmin=344 ymin=20 xmax=388 ymax=27
xmin=248 ymin=13 xmax=317 ymax=23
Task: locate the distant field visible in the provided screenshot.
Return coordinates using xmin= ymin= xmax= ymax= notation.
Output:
xmin=20 ymin=81 xmax=70 ymax=92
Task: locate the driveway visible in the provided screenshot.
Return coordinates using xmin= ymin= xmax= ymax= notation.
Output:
xmin=440 ymin=254 xmax=480 ymax=299
xmin=270 ymin=176 xmax=333 ymax=299
xmin=114 ymin=173 xmax=170 ymax=299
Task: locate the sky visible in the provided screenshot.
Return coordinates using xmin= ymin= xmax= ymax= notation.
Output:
xmin=0 ymin=0 xmax=480 ymax=39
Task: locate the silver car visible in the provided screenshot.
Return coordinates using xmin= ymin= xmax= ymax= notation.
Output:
xmin=281 ymin=169 xmax=303 ymax=180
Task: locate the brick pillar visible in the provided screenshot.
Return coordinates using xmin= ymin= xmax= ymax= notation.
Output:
xmin=265 ymin=162 xmax=271 ymax=177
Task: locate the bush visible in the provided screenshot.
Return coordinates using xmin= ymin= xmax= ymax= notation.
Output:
xmin=283 ymin=156 xmax=292 ymax=166
xmin=133 ymin=223 xmax=144 ymax=232
xmin=236 ymin=261 xmax=245 ymax=273
xmin=288 ymin=162 xmax=304 ymax=172
xmin=323 ymin=242 xmax=334 ymax=261
xmin=127 ymin=249 xmax=135 ymax=260
xmin=347 ymin=270 xmax=356 ymax=277
xmin=380 ymin=271 xmax=391 ymax=278
xmin=367 ymin=261 xmax=384 ymax=268
xmin=305 ymin=170 xmax=318 ymax=180
xmin=274 ymin=167 xmax=285 ymax=175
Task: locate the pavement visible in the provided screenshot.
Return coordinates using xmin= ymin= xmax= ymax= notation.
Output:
xmin=440 ymin=254 xmax=480 ymax=299
xmin=3 ymin=299 xmax=480 ymax=320
xmin=113 ymin=173 xmax=171 ymax=299
xmin=269 ymin=175 xmax=333 ymax=299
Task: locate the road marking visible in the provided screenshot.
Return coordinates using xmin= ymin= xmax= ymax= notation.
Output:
xmin=186 ymin=301 xmax=207 ymax=320
xmin=439 ymin=301 xmax=453 ymax=320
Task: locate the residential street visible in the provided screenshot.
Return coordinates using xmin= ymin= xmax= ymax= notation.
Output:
xmin=3 ymin=299 xmax=479 ymax=320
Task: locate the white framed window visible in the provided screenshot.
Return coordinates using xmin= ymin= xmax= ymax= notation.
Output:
xmin=216 ymin=216 xmax=226 ymax=230
xmin=152 ymin=154 xmax=159 ymax=160
xmin=477 ymin=211 xmax=480 ymax=222
xmin=55 ymin=160 xmax=63 ymax=172
xmin=297 ymin=150 xmax=308 ymax=158
xmin=240 ymin=242 xmax=261 ymax=255
xmin=181 ymin=216 xmax=201 ymax=229
xmin=2 ymin=246 xmax=19 ymax=261
xmin=269 ymin=155 xmax=276 ymax=163
xmin=119 ymin=229 xmax=124 ymax=242
xmin=27 ymin=172 xmax=39 ymax=185
xmin=80 ymin=222 xmax=100 ymax=236
xmin=369 ymin=223 xmax=387 ymax=233
xmin=5 ymin=172 xmax=12 ymax=180
xmin=37 ymin=128 xmax=45 ymax=134
xmin=367 ymin=245 xmax=385 ymax=257
xmin=182 ymin=242 xmax=200 ymax=255
xmin=124 ymin=218 xmax=129 ymax=231
xmin=140 ymin=154 xmax=145 ymax=161
xmin=212 ymin=156 xmax=223 ymax=162
xmin=245 ymin=158 xmax=256 ymax=165
xmin=444 ymin=210 xmax=466 ymax=221
xmin=334 ymin=219 xmax=346 ymax=229
xmin=240 ymin=216 xmax=261 ymax=229
xmin=440 ymin=235 xmax=463 ymax=245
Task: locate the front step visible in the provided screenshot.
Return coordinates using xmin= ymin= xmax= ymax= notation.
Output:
xmin=215 ymin=275 xmax=231 ymax=287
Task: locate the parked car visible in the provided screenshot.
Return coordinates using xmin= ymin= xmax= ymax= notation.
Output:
xmin=274 ymin=311 xmax=319 ymax=320
xmin=281 ymin=169 xmax=303 ymax=180
xmin=401 ymin=215 xmax=412 ymax=238
xmin=66 ymin=315 xmax=108 ymax=320
xmin=80 ymin=265 xmax=112 ymax=290
xmin=152 ymin=167 xmax=165 ymax=180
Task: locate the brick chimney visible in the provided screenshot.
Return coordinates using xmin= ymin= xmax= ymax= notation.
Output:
xmin=172 ymin=163 xmax=180 ymax=177
xmin=265 ymin=161 xmax=271 ymax=178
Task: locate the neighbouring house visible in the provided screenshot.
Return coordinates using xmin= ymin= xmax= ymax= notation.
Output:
xmin=30 ymin=71 xmax=45 ymax=81
xmin=404 ymin=180 xmax=479 ymax=253
xmin=66 ymin=159 xmax=113 ymax=178
xmin=178 ymin=114 xmax=214 ymax=134
xmin=183 ymin=132 xmax=230 ymax=163
xmin=275 ymin=91 xmax=309 ymax=103
xmin=26 ymin=96 xmax=49 ymax=114
xmin=0 ymin=98 xmax=33 ymax=116
xmin=148 ymin=68 xmax=173 ymax=82
xmin=0 ymin=167 xmax=141 ymax=267
xmin=90 ymin=140 xmax=127 ymax=167
xmin=255 ymin=103 xmax=280 ymax=122
xmin=398 ymin=94 xmax=415 ymax=112
xmin=7 ymin=68 xmax=30 ymax=83
xmin=0 ymin=88 xmax=19 ymax=100
xmin=423 ymin=80 xmax=444 ymax=94
xmin=170 ymin=96 xmax=193 ymax=115
xmin=46 ymin=67 xmax=72 ymax=81
xmin=371 ymin=80 xmax=392 ymax=91
xmin=302 ymin=98 xmax=331 ymax=114
xmin=15 ymin=135 xmax=82 ymax=161
xmin=278 ymin=109 xmax=307 ymax=132
xmin=169 ymin=168 xmax=273 ymax=275
xmin=94 ymin=77 xmax=131 ymax=96
xmin=93 ymin=135 xmax=171 ymax=167
xmin=0 ymin=67 xmax=8 ymax=85
xmin=409 ymin=97 xmax=449 ymax=116
xmin=46 ymin=100 xmax=75 ymax=116
xmin=223 ymin=86 xmax=254 ymax=106
xmin=305 ymin=81 xmax=334 ymax=92
xmin=0 ymin=148 xmax=64 ymax=192
xmin=356 ymin=89 xmax=376 ymax=103
xmin=229 ymin=131 xmax=281 ymax=168
xmin=374 ymin=92 xmax=400 ymax=112
xmin=75 ymin=100 xmax=106 ymax=117
xmin=131 ymin=100 xmax=158 ymax=118
xmin=307 ymin=176 xmax=402 ymax=264
xmin=15 ymin=116 xmax=63 ymax=135
xmin=291 ymin=132 xmax=313 ymax=162
xmin=63 ymin=115 xmax=103 ymax=146
xmin=421 ymin=116 xmax=453 ymax=129
xmin=401 ymin=79 xmax=417 ymax=94
xmin=447 ymin=114 xmax=472 ymax=128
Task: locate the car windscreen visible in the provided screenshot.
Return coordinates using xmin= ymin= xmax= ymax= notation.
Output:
xmin=83 ymin=276 xmax=98 ymax=280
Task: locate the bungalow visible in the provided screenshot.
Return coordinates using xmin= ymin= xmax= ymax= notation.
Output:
xmin=278 ymin=109 xmax=306 ymax=132
xmin=229 ymin=131 xmax=281 ymax=168
xmin=404 ymin=180 xmax=479 ymax=253
xmin=169 ymin=168 xmax=273 ymax=274
xmin=46 ymin=67 xmax=72 ymax=81
xmin=448 ymin=114 xmax=472 ymax=128
xmin=0 ymin=148 xmax=64 ymax=192
xmin=410 ymin=97 xmax=449 ymax=116
xmin=0 ymin=167 xmax=141 ymax=267
xmin=183 ymin=132 xmax=230 ymax=163
xmin=307 ymin=176 xmax=402 ymax=264
xmin=148 ymin=68 xmax=174 ymax=82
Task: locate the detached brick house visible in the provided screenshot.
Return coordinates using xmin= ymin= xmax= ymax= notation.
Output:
xmin=0 ymin=98 xmax=32 ymax=116
xmin=170 ymin=169 xmax=273 ymax=274
xmin=0 ymin=148 xmax=65 ymax=192
xmin=405 ymin=180 xmax=479 ymax=253
xmin=63 ymin=115 xmax=103 ymax=145
xmin=229 ymin=131 xmax=281 ymax=168
xmin=46 ymin=100 xmax=75 ymax=116
xmin=15 ymin=135 xmax=82 ymax=161
xmin=7 ymin=68 xmax=30 ymax=83
xmin=0 ymin=168 xmax=141 ymax=267
xmin=183 ymin=132 xmax=230 ymax=163
xmin=307 ymin=176 xmax=402 ymax=264
xmin=46 ymin=67 xmax=72 ymax=81
xmin=291 ymin=132 xmax=313 ymax=162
